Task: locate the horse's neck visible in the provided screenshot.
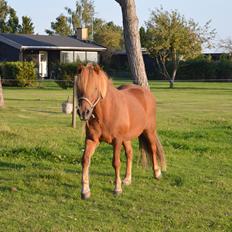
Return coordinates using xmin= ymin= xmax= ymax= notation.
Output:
xmin=94 ymin=81 xmax=118 ymax=120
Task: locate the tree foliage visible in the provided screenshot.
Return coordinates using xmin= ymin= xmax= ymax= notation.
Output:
xmin=94 ymin=19 xmax=123 ymax=66
xmin=19 ymin=16 xmax=34 ymax=34
xmin=144 ymin=8 xmax=216 ymax=88
xmin=65 ymin=0 xmax=95 ymax=36
xmin=0 ymin=1 xmax=20 ymax=33
xmin=6 ymin=8 xmax=19 ymax=33
xmin=0 ymin=0 xmax=35 ymax=34
xmin=45 ymin=15 xmax=71 ymax=36
xmin=0 ymin=0 xmax=9 ymax=32
xmin=94 ymin=20 xmax=123 ymax=50
xmin=218 ymin=38 xmax=232 ymax=60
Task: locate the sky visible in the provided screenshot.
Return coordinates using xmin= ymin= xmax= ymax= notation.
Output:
xmin=6 ymin=0 xmax=232 ymax=51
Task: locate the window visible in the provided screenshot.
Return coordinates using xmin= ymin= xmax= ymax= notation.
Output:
xmin=74 ymin=51 xmax=86 ymax=62
xmin=60 ymin=51 xmax=99 ymax=63
xmin=86 ymin=52 xmax=98 ymax=63
xmin=60 ymin=51 xmax=74 ymax=63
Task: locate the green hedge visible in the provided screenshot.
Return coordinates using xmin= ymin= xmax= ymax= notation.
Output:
xmin=54 ymin=62 xmax=80 ymax=89
xmin=162 ymin=59 xmax=232 ymax=81
xmin=0 ymin=61 xmax=36 ymax=87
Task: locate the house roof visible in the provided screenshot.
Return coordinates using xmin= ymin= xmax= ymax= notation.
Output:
xmin=0 ymin=33 xmax=106 ymax=51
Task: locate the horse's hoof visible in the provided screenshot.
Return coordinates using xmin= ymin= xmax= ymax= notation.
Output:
xmin=113 ymin=189 xmax=122 ymax=196
xmin=81 ymin=191 xmax=91 ymax=200
xmin=123 ymin=178 xmax=131 ymax=186
xmin=155 ymin=173 xmax=162 ymax=180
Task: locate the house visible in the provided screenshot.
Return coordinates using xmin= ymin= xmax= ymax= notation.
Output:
xmin=0 ymin=29 xmax=106 ymax=78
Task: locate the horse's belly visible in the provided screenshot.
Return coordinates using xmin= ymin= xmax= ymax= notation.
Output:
xmin=100 ymin=134 xmax=113 ymax=144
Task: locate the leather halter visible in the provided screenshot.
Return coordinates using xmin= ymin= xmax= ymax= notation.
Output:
xmin=77 ymin=96 xmax=101 ymax=119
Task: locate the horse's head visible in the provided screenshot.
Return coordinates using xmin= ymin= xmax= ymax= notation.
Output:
xmin=76 ymin=63 xmax=108 ymax=121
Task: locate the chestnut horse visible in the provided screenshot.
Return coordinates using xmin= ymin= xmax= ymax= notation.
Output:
xmin=76 ymin=64 xmax=166 ymax=199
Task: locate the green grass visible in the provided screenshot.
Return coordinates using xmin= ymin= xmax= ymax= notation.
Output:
xmin=0 ymin=81 xmax=232 ymax=232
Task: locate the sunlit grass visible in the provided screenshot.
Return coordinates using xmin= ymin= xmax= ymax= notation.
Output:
xmin=0 ymin=81 xmax=232 ymax=231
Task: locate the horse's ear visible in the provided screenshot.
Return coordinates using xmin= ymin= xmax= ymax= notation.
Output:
xmin=94 ymin=64 xmax=101 ymax=74
xmin=77 ymin=64 xmax=83 ymax=75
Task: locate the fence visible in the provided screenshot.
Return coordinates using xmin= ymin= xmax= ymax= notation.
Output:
xmin=1 ymin=77 xmax=232 ymax=89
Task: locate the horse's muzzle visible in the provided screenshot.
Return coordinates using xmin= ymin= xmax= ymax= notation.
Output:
xmin=77 ymin=108 xmax=93 ymax=121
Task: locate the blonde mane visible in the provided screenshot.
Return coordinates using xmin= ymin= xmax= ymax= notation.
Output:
xmin=77 ymin=64 xmax=108 ymax=98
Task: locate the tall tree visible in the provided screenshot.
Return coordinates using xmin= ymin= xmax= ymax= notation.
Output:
xmin=94 ymin=20 xmax=123 ymax=65
xmin=19 ymin=16 xmax=34 ymax=34
xmin=114 ymin=0 xmax=148 ymax=87
xmin=6 ymin=7 xmax=19 ymax=33
xmin=218 ymin=38 xmax=232 ymax=60
xmin=0 ymin=0 xmax=9 ymax=32
xmin=139 ymin=26 xmax=147 ymax=48
xmin=94 ymin=21 xmax=123 ymax=50
xmin=65 ymin=0 xmax=95 ymax=36
xmin=145 ymin=8 xmax=216 ymax=88
xmin=45 ymin=15 xmax=71 ymax=36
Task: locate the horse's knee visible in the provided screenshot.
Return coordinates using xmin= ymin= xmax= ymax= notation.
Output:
xmin=112 ymin=159 xmax=120 ymax=169
xmin=82 ymin=156 xmax=90 ymax=167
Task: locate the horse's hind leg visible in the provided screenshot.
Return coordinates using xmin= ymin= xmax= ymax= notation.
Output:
xmin=144 ymin=131 xmax=162 ymax=179
xmin=123 ymin=141 xmax=133 ymax=185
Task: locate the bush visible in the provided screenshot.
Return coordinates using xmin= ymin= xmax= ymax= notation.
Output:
xmin=177 ymin=60 xmax=217 ymax=80
xmin=54 ymin=62 xmax=80 ymax=89
xmin=176 ymin=59 xmax=232 ymax=81
xmin=215 ymin=60 xmax=232 ymax=80
xmin=0 ymin=61 xmax=36 ymax=87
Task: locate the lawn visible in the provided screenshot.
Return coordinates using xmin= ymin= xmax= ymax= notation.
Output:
xmin=0 ymin=81 xmax=232 ymax=232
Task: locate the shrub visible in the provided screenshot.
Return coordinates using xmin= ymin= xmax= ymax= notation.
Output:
xmin=0 ymin=61 xmax=36 ymax=87
xmin=215 ymin=60 xmax=232 ymax=80
xmin=177 ymin=60 xmax=217 ymax=80
xmin=54 ymin=62 xmax=80 ymax=89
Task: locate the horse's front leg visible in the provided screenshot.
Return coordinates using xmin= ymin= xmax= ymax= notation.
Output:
xmin=123 ymin=141 xmax=133 ymax=185
xmin=81 ymin=139 xmax=98 ymax=200
xmin=112 ymin=139 xmax=122 ymax=195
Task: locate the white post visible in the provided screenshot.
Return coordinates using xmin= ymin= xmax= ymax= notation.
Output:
xmin=72 ymin=75 xmax=77 ymax=128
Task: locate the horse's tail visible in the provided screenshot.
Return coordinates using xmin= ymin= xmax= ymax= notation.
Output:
xmin=139 ymin=132 xmax=166 ymax=171
xmin=155 ymin=132 xmax=166 ymax=171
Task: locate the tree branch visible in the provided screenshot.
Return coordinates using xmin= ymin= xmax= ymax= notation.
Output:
xmin=114 ymin=0 xmax=122 ymax=5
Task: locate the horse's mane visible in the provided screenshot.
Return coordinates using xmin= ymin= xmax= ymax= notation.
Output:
xmin=77 ymin=64 xmax=109 ymax=98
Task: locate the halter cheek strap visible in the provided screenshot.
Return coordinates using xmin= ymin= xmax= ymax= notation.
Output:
xmin=77 ymin=96 xmax=101 ymax=119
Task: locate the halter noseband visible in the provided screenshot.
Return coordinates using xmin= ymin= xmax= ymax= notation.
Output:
xmin=78 ymin=96 xmax=101 ymax=109
xmin=77 ymin=95 xmax=101 ymax=119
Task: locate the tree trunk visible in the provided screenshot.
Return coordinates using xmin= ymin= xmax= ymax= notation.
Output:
xmin=0 ymin=78 xmax=4 ymax=107
xmin=115 ymin=0 xmax=149 ymax=88
xmin=169 ymin=80 xmax=174 ymax=89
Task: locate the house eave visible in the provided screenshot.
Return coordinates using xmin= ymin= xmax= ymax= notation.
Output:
xmin=21 ymin=46 xmax=106 ymax=51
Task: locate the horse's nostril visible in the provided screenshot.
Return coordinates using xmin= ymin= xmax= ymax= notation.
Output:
xmin=86 ymin=109 xmax=90 ymax=115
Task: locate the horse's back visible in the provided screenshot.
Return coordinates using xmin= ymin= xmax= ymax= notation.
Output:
xmin=118 ymin=84 xmax=156 ymax=109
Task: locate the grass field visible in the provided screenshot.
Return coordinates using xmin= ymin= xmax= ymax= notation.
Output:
xmin=0 ymin=81 xmax=232 ymax=231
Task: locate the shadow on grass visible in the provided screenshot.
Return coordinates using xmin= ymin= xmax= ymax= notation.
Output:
xmin=0 ymin=161 xmax=26 ymax=170
xmin=5 ymin=98 xmax=61 ymax=103
xmin=150 ymin=86 xmax=232 ymax=91
xmin=0 ymin=186 xmax=12 ymax=192
xmin=28 ymin=109 xmax=61 ymax=115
